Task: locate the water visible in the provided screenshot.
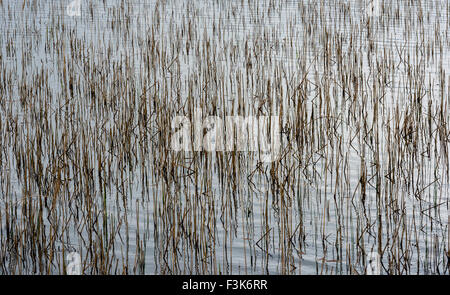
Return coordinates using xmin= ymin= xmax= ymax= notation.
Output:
xmin=0 ymin=0 xmax=448 ymax=274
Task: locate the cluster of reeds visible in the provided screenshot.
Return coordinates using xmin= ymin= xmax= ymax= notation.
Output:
xmin=0 ymin=0 xmax=448 ymax=274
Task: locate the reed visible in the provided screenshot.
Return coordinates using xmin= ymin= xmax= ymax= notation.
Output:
xmin=0 ymin=0 xmax=448 ymax=274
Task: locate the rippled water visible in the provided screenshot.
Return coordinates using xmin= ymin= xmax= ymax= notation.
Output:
xmin=0 ymin=0 xmax=449 ymax=274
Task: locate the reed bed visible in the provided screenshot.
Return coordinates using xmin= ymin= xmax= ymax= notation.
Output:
xmin=0 ymin=0 xmax=448 ymax=274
